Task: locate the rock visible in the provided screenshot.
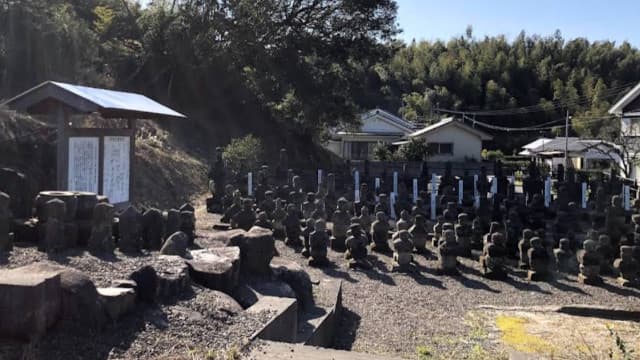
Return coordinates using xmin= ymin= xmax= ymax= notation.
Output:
xmin=88 ymin=202 xmax=115 ymax=253
xmin=118 ymin=206 xmax=141 ymax=253
xmin=129 ymin=265 xmax=157 ymax=303
xmin=12 ymin=218 xmax=38 ymax=244
xmin=155 ymin=255 xmax=191 ymax=300
xmin=208 ymin=290 xmax=243 ymax=315
xmin=187 ymin=247 xmax=240 ymax=294
xmin=270 ymin=258 xmax=314 ymax=311
xmin=97 ymin=287 xmax=136 ymax=321
xmin=0 ymin=167 xmax=32 ymax=219
xmin=111 ymin=279 xmax=137 ymax=290
xmin=198 ymin=228 xmax=245 ymax=248
xmin=164 ymin=209 xmax=181 ymax=240
xmin=0 ymin=265 xmax=62 ymax=340
xmin=227 ymin=226 xmax=275 ymax=276
xmin=160 ymin=231 xmax=189 ymax=257
xmin=142 ymin=208 xmax=164 ymax=250
xmin=35 ymin=191 xmax=77 ymax=222
xmin=74 ymin=192 xmax=98 ymax=220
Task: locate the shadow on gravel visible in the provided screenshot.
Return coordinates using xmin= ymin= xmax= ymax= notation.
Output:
xmin=548 ymin=279 xmax=589 ymax=295
xmin=451 ymin=273 xmax=501 ymax=293
xmin=503 ymin=276 xmax=553 ymax=295
xmin=409 ymin=270 xmax=446 ymax=289
xmin=333 ymin=307 xmax=361 ymax=351
xmin=600 ymin=281 xmax=640 ymax=297
xmin=457 ymin=262 xmax=484 ymax=277
xmin=366 ymin=257 xmax=396 ymax=286
xmin=319 ymin=262 xmax=358 ymax=283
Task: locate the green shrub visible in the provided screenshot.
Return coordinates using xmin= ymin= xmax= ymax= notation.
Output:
xmin=373 ymin=142 xmax=393 ymax=161
xmin=481 ymin=149 xmax=505 ymax=161
xmin=396 ymin=138 xmax=429 ymax=161
xmin=222 ymin=134 xmax=264 ymax=175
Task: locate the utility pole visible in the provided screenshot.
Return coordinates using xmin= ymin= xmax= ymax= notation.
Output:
xmin=564 ymin=109 xmax=570 ymax=168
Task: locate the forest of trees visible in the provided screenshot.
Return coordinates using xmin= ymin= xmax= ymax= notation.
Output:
xmin=1 ymin=0 xmax=640 ymax=152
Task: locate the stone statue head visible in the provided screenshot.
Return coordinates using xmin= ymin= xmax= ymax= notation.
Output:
xmin=315 ymin=219 xmax=326 ymax=231
xmin=443 ymin=229 xmax=455 ymax=244
xmin=264 ymin=191 xmax=274 ymax=200
xmin=458 ymin=213 xmax=468 ymax=224
xmin=398 ymin=229 xmax=410 ymax=241
xmin=559 ymin=238 xmax=571 ymax=250
xmin=612 ymin=195 xmax=622 ymax=208
xmin=415 ymin=214 xmax=425 ymax=226
xmin=257 ymin=211 xmax=268 ymax=221
xmin=620 ymin=245 xmax=633 ymax=259
xmin=306 ymin=217 xmax=315 ymax=228
xmin=443 ymin=222 xmax=454 ymax=232
xmin=286 ymin=203 xmax=296 ymax=214
xmin=598 ymin=234 xmax=611 ymax=246
xmin=307 ymin=192 xmax=315 ymax=202
xmin=491 ymin=232 xmax=505 ymax=245
xmin=400 ymin=210 xmax=410 ymax=221
xmin=583 ymin=239 xmax=597 ymax=252
xmin=361 ymin=206 xmax=369 ymax=216
xmin=522 ymin=228 xmax=533 ymax=240
xmin=337 ymin=197 xmax=348 ymax=211
xmin=242 ymin=198 xmax=253 ymax=209
xmin=529 ymin=237 xmax=542 ymax=249
xmin=376 ymin=211 xmax=385 ymax=222
xmin=349 ymin=223 xmax=362 ymax=234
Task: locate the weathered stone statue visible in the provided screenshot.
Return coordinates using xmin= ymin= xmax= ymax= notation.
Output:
xmin=412 ymin=198 xmax=428 ymax=218
xmin=222 ymin=191 xmax=242 ymax=223
xmin=455 ymin=213 xmax=472 ymax=257
xmin=596 ymin=234 xmax=615 ymax=275
xmin=505 ymin=209 xmax=522 ymax=257
xmin=444 ymin=202 xmax=458 ymax=222
xmin=345 ymin=223 xmax=370 ymax=269
xmin=254 ymin=211 xmax=273 ymax=230
xmin=605 ymin=195 xmax=627 ymax=244
xmin=117 ymin=208 xmax=140 ymax=253
xmin=88 ymin=202 xmax=115 ymax=253
xmin=44 ymin=198 xmax=67 ymax=254
xmin=554 ymin=238 xmax=578 ymax=273
xmin=480 ymin=233 xmax=508 ymax=279
xmin=311 ymin=201 xmax=327 ymax=221
xmin=437 ymin=229 xmax=460 ymax=275
xmin=409 ymin=214 xmax=428 ymax=254
xmin=231 ymin=198 xmax=256 ymax=231
xmin=272 ymin=199 xmax=286 ymax=239
xmin=374 ymin=193 xmax=390 ymax=217
xmin=309 ymin=219 xmax=330 ymax=267
xmin=396 ymin=209 xmax=412 ymax=231
xmin=432 ymin=216 xmax=444 ymax=247
xmin=331 ymin=198 xmax=350 ymax=251
xmin=179 ymin=210 xmax=196 ymax=245
xmin=358 ymin=206 xmax=372 ymax=243
xmin=518 ymin=229 xmax=534 ymax=269
xmin=578 ymin=240 xmax=602 ymax=285
xmin=142 ymin=208 xmax=163 ymax=250
xmin=392 ymin=230 xmax=414 ymax=271
xmin=302 ymin=192 xmax=316 ymax=220
xmin=259 ymin=190 xmax=276 ymax=217
xmin=284 ymin=203 xmax=302 ymax=247
xmin=471 ymin=217 xmax=483 ymax=250
xmin=162 ymin=209 xmax=180 ymax=242
xmin=483 ymin=221 xmax=504 ymax=246
xmin=527 ymin=237 xmax=553 ymax=281
xmin=0 ymin=192 xmax=12 ymax=252
xmin=301 ymin=218 xmax=315 ymax=257
xmin=371 ymin=211 xmax=390 ymax=252
xmin=613 ymin=245 xmax=639 ymax=287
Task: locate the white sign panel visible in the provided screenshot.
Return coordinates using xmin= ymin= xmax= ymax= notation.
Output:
xmin=393 ymin=171 xmax=398 ymax=195
xmin=430 ymin=174 xmax=437 ymax=220
xmin=544 ymin=176 xmax=551 ymax=208
xmin=68 ymin=137 xmax=99 ymax=193
xmin=581 ymin=182 xmax=588 ymax=209
xmin=473 ymin=174 xmax=479 ymax=208
xmin=624 ymin=185 xmax=631 ymax=211
xmin=458 ymin=179 xmax=463 ymax=205
xmin=103 ymin=136 xmax=130 ymax=203
xmin=412 ymin=178 xmax=418 ymax=204
xmin=248 ymin=172 xmax=253 ymax=196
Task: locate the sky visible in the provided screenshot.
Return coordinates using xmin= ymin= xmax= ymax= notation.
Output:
xmin=137 ymin=0 xmax=640 ymax=47
xmin=396 ymin=0 xmax=640 ymax=46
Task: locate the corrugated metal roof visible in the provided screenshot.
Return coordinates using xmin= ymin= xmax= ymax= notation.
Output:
xmin=408 ymin=117 xmax=493 ymax=140
xmin=3 ymin=81 xmax=186 ymax=119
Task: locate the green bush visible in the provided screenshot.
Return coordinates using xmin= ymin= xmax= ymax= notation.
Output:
xmin=222 ymin=134 xmax=264 ymax=175
xmin=373 ymin=142 xmax=393 ymax=161
xmin=396 ymin=138 xmax=429 ymax=161
xmin=481 ymin=149 xmax=505 ymax=161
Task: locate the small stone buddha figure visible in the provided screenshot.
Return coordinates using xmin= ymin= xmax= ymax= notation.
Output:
xmin=432 ymin=215 xmax=444 ymax=247
xmin=412 ymin=198 xmax=427 ymax=218
xmin=596 ymin=234 xmax=615 ymax=275
xmin=331 ymin=198 xmax=351 ymax=251
xmin=480 ymin=232 xmax=508 ymax=279
xmin=283 ymin=203 xmax=302 ymax=247
xmin=455 ymin=213 xmax=472 ymax=258
xmin=483 ymin=221 xmax=503 ymax=246
xmin=437 ymin=229 xmax=460 ymax=275
xmin=301 ymin=217 xmax=316 ymax=257
xmin=260 ymin=190 xmax=276 ymax=217
xmin=527 ymin=237 xmax=553 ymax=281
xmin=613 ymin=245 xmax=639 ymax=287
xmin=271 ymin=199 xmax=286 ymax=239
xmin=578 ymin=239 xmax=603 ymax=285
xmin=605 ymin=195 xmax=627 ymax=244
xmin=471 ymin=217 xmax=483 ymax=250
xmin=392 ymin=230 xmax=414 ymax=271
xmin=371 ymin=211 xmax=391 ymax=253
xmin=311 ymin=200 xmax=327 ymax=221
xmin=358 ymin=206 xmax=373 ymax=243
xmin=231 ymin=198 xmax=257 ymax=231
xmin=554 ymin=238 xmax=578 ymax=274
xmin=396 ymin=210 xmax=413 ymax=231
xmin=518 ymin=229 xmax=534 ymax=269
xmin=345 ymin=223 xmax=370 ymax=269
xmin=374 ymin=194 xmax=390 ymax=217
xmin=302 ymin=192 xmax=316 ymax=220
xmin=221 ymin=190 xmax=242 ymax=223
xmin=254 ymin=211 xmax=272 ymax=230
xmin=309 ymin=219 xmax=330 ymax=267
xmin=409 ymin=214 xmax=428 ymax=254
xmin=444 ymin=202 xmax=458 ymax=222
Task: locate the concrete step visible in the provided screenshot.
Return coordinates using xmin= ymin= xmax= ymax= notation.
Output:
xmin=246 ymin=340 xmax=404 ymax=360
xmin=296 ymin=279 xmax=343 ymax=347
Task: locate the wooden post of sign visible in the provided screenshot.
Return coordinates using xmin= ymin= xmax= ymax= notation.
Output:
xmin=128 ymin=119 xmax=136 ymax=204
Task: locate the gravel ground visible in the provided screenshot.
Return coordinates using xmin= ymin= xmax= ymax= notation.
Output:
xmin=268 ymin=224 xmax=640 ymax=359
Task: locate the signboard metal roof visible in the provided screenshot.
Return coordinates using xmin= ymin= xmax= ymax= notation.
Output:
xmin=3 ymin=81 xmax=186 ymax=119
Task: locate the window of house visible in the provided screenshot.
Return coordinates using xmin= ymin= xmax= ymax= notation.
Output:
xmin=428 ymin=143 xmax=454 ymax=155
xmin=350 ymin=142 xmax=370 ymax=160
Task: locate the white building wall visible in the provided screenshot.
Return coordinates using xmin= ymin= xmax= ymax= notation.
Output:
xmin=417 ymin=126 xmax=483 ymax=161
